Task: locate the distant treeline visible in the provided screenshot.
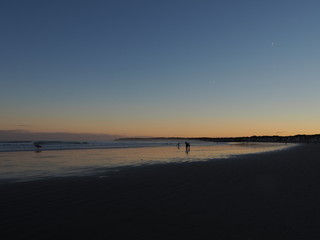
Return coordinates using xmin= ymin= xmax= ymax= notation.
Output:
xmin=117 ymin=134 xmax=320 ymax=143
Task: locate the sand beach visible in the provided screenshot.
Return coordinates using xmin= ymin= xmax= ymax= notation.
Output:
xmin=1 ymin=143 xmax=320 ymax=239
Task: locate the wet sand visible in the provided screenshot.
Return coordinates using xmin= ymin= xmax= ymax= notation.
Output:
xmin=1 ymin=144 xmax=320 ymax=239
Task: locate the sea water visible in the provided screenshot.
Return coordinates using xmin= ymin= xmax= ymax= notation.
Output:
xmin=0 ymin=140 xmax=294 ymax=183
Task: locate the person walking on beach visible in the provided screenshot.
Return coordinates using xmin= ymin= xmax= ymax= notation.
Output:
xmin=34 ymin=142 xmax=42 ymax=152
xmin=185 ymin=142 xmax=190 ymax=152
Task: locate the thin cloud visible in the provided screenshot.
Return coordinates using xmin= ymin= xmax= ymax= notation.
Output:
xmin=275 ymin=131 xmax=287 ymax=135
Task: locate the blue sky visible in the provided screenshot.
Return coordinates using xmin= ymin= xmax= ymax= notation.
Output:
xmin=1 ymin=0 xmax=320 ymax=139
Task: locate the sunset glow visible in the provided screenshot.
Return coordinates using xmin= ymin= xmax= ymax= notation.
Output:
xmin=1 ymin=1 xmax=320 ymax=140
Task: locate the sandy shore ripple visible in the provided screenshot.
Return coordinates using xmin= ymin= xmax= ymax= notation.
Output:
xmin=1 ymin=144 xmax=320 ymax=239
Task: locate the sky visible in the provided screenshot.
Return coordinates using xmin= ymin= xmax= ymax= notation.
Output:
xmin=1 ymin=0 xmax=320 ymax=140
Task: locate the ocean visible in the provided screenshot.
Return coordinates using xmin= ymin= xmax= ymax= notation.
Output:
xmin=0 ymin=140 xmax=294 ymax=183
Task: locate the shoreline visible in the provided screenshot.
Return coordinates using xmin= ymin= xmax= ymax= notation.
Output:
xmin=0 ymin=138 xmax=292 ymax=154
xmin=0 ymin=142 xmax=292 ymax=183
xmin=1 ymin=143 xmax=320 ymax=239
xmin=117 ymin=134 xmax=320 ymax=143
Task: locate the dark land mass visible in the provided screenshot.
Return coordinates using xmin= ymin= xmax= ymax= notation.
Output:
xmin=1 ymin=144 xmax=320 ymax=239
xmin=117 ymin=134 xmax=320 ymax=143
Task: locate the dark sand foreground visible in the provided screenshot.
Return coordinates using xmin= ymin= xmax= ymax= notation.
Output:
xmin=1 ymin=144 xmax=320 ymax=239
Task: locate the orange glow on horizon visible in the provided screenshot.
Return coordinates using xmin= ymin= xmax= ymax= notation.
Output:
xmin=1 ymin=117 xmax=319 ymax=140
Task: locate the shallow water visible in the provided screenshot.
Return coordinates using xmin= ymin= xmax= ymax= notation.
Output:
xmin=0 ymin=141 xmax=294 ymax=182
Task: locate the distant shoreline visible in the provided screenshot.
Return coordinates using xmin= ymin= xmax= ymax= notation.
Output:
xmin=117 ymin=134 xmax=320 ymax=143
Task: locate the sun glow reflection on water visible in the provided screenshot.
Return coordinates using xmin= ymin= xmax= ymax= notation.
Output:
xmin=0 ymin=142 xmax=294 ymax=182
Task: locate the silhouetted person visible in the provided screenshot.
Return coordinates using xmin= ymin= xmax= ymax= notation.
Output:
xmin=34 ymin=142 xmax=42 ymax=152
xmin=177 ymin=143 xmax=180 ymax=149
xmin=185 ymin=142 xmax=190 ymax=152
